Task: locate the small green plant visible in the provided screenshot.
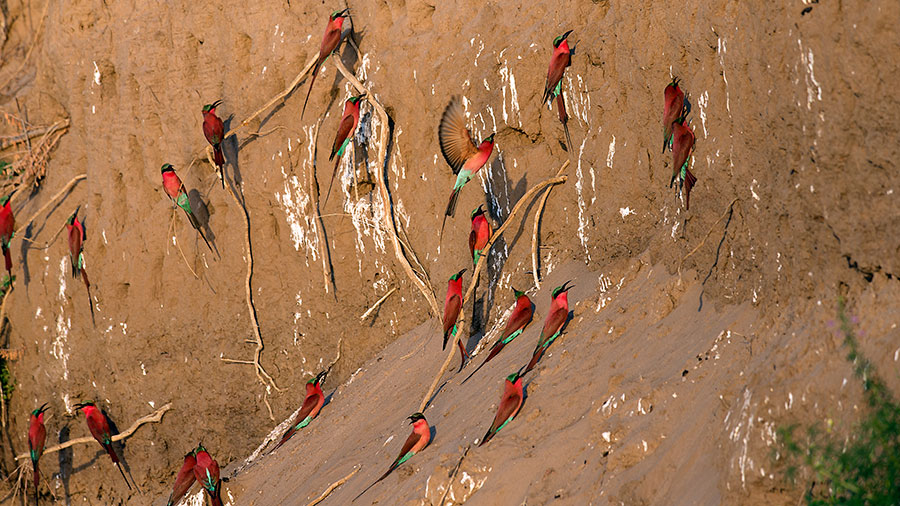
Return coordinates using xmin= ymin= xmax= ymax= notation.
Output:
xmin=777 ymin=298 xmax=900 ymax=505
xmin=0 ymin=358 xmax=12 ymax=401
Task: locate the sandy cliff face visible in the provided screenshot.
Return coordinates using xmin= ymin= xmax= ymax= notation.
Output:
xmin=0 ymin=0 xmax=898 ymax=504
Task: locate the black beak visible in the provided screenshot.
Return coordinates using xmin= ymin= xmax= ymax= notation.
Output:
xmin=317 ymin=370 xmax=329 ymax=384
xmin=211 ymin=99 xmax=223 ymax=109
xmin=560 ymin=29 xmax=573 ymax=41
xmin=338 ymin=8 xmax=349 ymax=17
xmin=561 ymin=280 xmax=574 ymax=292
xmin=38 ymin=402 xmax=49 ymax=413
xmin=457 ymin=268 xmax=467 ymax=277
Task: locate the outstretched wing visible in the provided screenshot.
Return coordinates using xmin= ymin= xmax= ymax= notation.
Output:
xmin=439 ymin=96 xmax=477 ymax=175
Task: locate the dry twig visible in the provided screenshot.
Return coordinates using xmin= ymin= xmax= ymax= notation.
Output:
xmin=13 ymin=174 xmax=86 ymax=237
xmin=437 ymin=445 xmax=471 ymax=506
xmin=0 ymin=0 xmax=50 ymax=93
xmin=0 ymin=119 xmax=70 ymax=150
xmin=418 ymin=163 xmax=569 ymax=411
xmin=306 ymin=466 xmax=359 ymax=506
xmin=530 ymin=162 xmax=570 ymax=289
xmin=360 ymin=287 xmax=396 ymax=320
xmin=677 ymin=198 xmax=740 ymax=278
xmin=15 ymin=403 xmax=173 ymax=461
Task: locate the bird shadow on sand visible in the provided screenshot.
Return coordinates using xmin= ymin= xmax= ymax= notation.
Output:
xmin=17 ymin=185 xmax=79 ymax=288
xmin=102 ymin=409 xmax=138 ymax=486
xmin=57 ymin=424 xmax=74 ymax=506
xmin=187 ymin=188 xmax=220 ymax=260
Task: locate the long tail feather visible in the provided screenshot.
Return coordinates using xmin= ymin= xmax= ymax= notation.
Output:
xmin=684 ymin=168 xmax=697 ymax=210
xmin=353 ymin=468 xmax=393 ymax=502
xmin=33 ymin=461 xmax=40 ymax=504
xmin=82 ymin=270 xmax=95 ymax=326
xmin=479 ymin=429 xmax=494 ymax=447
xmin=3 ymin=246 xmax=10 ymax=274
xmin=445 ymin=188 xmax=460 ymax=218
xmin=213 ymin=145 xmax=225 ymax=188
xmin=324 ymin=155 xmax=341 ymax=206
xmin=300 ymin=62 xmax=322 ymax=120
xmin=104 ymin=444 xmax=132 ymax=490
xmin=456 ymin=339 xmax=469 ymax=373
xmin=524 ymin=349 xmax=542 ymax=375
xmin=184 ymin=210 xmax=213 ymax=252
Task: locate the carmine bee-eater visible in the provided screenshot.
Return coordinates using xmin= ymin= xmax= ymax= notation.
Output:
xmin=202 ymin=100 xmax=226 ymax=187
xmin=325 ymin=94 xmax=365 ymax=204
xmin=161 ymin=164 xmax=212 ymax=251
xmin=671 ymin=117 xmax=697 ymax=210
xmin=662 ymin=78 xmax=685 ymax=153
xmin=301 ymin=8 xmax=350 ymax=119
xmin=66 ymin=209 xmax=94 ymax=323
xmin=74 ymin=401 xmax=132 ymax=490
xmin=0 ymin=193 xmax=14 ymax=279
xmin=540 ymin=30 xmax=574 ymax=105
xmin=438 ymin=96 xmax=495 ymax=239
xmin=469 ymin=204 xmax=491 ymax=266
xmin=28 ymin=403 xmax=48 ymax=504
xmin=166 ymin=450 xmax=197 ymax=506
xmin=479 ymin=367 xmax=525 ymax=446
xmin=193 ymin=444 xmax=223 ymax=506
xmin=353 ymin=413 xmax=431 ymax=502
xmin=524 ymin=282 xmax=572 ymax=374
xmin=442 ymin=269 xmax=469 ymax=372
xmin=272 ymin=370 xmax=328 ymax=451
xmin=463 ymin=288 xmax=533 ymax=383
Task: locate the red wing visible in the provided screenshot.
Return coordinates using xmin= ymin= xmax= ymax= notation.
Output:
xmin=68 ymin=225 xmax=82 ymax=259
xmin=330 ymin=114 xmax=356 ymax=158
xmin=393 ymin=430 xmax=422 ymax=464
xmin=540 ymin=305 xmax=568 ymax=342
xmin=203 ymin=116 xmax=224 ymax=145
xmin=673 ymin=126 xmax=695 ymax=171
xmin=544 ymin=54 xmax=569 ymax=98
xmin=320 ymin=25 xmax=344 ymax=58
xmin=439 ymin=96 xmax=478 ymax=175
xmin=294 ymin=391 xmax=323 ymax=424
xmin=29 ymin=424 xmax=46 ymax=456
xmin=443 ymin=293 xmax=461 ymax=335
xmin=490 ymin=384 xmax=523 ymax=431
xmin=502 ymin=304 xmax=533 ymax=339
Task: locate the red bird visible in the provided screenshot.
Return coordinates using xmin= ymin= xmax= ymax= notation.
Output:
xmin=354 ymin=413 xmax=431 ymax=501
xmin=437 ymin=96 xmax=495 ymax=239
xmin=0 ymin=193 xmax=15 ymax=280
xmin=28 ymin=403 xmax=48 ymax=504
xmin=325 ymin=94 xmax=365 ymax=204
xmin=441 ymin=269 xmax=468 ymax=372
xmin=479 ymin=368 xmax=525 ymax=446
xmin=66 ymin=209 xmax=94 ymax=323
xmin=74 ymin=401 xmax=132 ymax=490
xmin=671 ymin=118 xmax=697 ymax=210
xmin=161 ymin=163 xmax=212 ymax=251
xmin=272 ymin=370 xmax=327 ymax=451
xmin=193 ymin=444 xmax=223 ymax=506
xmin=166 ymin=450 xmax=197 ymax=506
xmin=301 ymin=9 xmax=350 ymax=119
xmin=202 ymin=100 xmax=226 ymax=187
xmin=463 ymin=288 xmax=533 ymax=383
xmin=540 ymin=30 xmax=574 ymax=104
xmin=468 ymin=205 xmax=491 ymax=266
xmin=524 ymin=282 xmax=572 ymax=374
xmin=662 ymin=78 xmax=685 ymax=153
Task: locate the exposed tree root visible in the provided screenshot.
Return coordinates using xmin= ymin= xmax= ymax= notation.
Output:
xmin=331 ymin=56 xmax=441 ymax=320
xmin=360 ymin=287 xmax=396 ymax=320
xmin=418 ymin=162 xmax=570 ymax=412
xmin=531 ymin=162 xmax=570 ymax=290
xmin=437 ymin=445 xmax=470 ymax=506
xmin=11 ymin=173 xmax=85 ymax=237
xmin=213 ymin=150 xmax=282 ymax=421
xmin=306 ymin=466 xmax=359 ymax=506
